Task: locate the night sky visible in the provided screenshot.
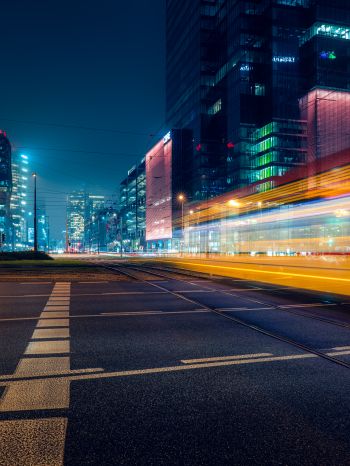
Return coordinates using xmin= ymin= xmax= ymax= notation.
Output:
xmin=0 ymin=0 xmax=165 ymax=239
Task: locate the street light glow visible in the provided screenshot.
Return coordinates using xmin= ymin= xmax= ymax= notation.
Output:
xmin=228 ymin=199 xmax=241 ymax=208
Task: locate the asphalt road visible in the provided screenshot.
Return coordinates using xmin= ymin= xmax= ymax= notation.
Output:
xmin=2 ymin=263 xmax=350 ymax=465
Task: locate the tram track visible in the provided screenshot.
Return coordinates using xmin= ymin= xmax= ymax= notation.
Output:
xmin=101 ymin=262 xmax=350 ymax=371
xmin=119 ymin=262 xmax=350 ymax=332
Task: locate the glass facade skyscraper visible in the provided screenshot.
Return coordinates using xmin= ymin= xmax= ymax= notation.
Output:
xmin=0 ymin=131 xmax=12 ymax=247
xmin=166 ymin=0 xmax=350 ymax=199
xmin=10 ymin=152 xmax=29 ymax=249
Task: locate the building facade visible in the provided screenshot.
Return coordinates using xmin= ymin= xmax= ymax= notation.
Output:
xmin=10 ymin=152 xmax=29 ymax=249
xmin=165 ymin=0 xmax=333 ymax=199
xmin=0 ymin=131 xmax=12 ymax=248
xmin=66 ymin=191 xmax=87 ymax=252
xmin=85 ymin=195 xmax=105 ymax=252
xmin=119 ymin=159 xmax=146 ymax=251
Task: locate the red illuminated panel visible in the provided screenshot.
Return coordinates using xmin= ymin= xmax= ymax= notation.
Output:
xmin=300 ymin=89 xmax=350 ymax=166
xmin=146 ymin=138 xmax=173 ymax=241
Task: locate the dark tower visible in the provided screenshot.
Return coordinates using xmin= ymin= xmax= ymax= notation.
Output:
xmin=0 ymin=130 xmax=12 ymax=247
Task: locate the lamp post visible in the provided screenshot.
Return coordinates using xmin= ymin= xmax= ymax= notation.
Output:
xmin=177 ymin=194 xmax=185 ymax=255
xmin=32 ymin=173 xmax=38 ymax=252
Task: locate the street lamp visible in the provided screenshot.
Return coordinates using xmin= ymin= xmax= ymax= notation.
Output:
xmin=32 ymin=173 xmax=38 ymax=252
xmin=177 ymin=194 xmax=185 ymax=254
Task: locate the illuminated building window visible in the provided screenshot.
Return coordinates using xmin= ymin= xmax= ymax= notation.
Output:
xmin=301 ymin=22 xmax=350 ymax=45
xmin=254 ymin=84 xmax=265 ymax=96
xmin=208 ymin=99 xmax=222 ymax=115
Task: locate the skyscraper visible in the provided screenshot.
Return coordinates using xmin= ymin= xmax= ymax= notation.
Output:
xmin=166 ymin=0 xmax=227 ymax=201
xmin=10 ymin=152 xmax=29 ymax=249
xmin=66 ymin=191 xmax=87 ymax=252
xmin=0 ymin=130 xmax=12 ymax=248
xmin=299 ymin=0 xmax=350 ymax=169
xmin=165 ymin=1 xmax=323 ymax=198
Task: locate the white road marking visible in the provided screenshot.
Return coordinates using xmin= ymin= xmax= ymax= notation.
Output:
xmin=101 ymin=309 xmax=210 ymax=317
xmin=15 ymin=357 xmax=70 ymax=376
xmin=37 ymin=318 xmax=69 ymax=327
xmin=181 ymin=353 xmax=273 ymax=364
xmin=25 ymin=340 xmax=70 ymax=355
xmin=20 ymin=282 xmax=52 ymax=285
xmin=332 ymin=346 xmax=350 ymax=351
xmin=32 ymin=328 xmax=70 ymax=339
xmin=218 ymin=307 xmax=273 ymax=311
xmin=279 ymin=303 xmax=338 ymax=308
xmin=0 ymin=282 xmax=72 ymax=466
xmin=0 ymin=378 xmax=70 ymax=411
xmin=40 ymin=312 xmax=69 ymax=318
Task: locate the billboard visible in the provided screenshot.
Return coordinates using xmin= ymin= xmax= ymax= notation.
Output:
xmin=146 ymin=135 xmax=173 ymax=241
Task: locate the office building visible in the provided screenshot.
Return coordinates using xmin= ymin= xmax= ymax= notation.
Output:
xmin=86 ymin=195 xmax=105 ymax=252
xmin=67 ymin=191 xmax=87 ymax=251
xmin=0 ymin=130 xmax=12 ymax=248
xmin=299 ymin=1 xmax=350 ymax=169
xmin=119 ymin=159 xmax=146 ymax=251
xmin=10 ymin=152 xmax=29 ymax=249
xmin=165 ymin=1 xmax=316 ymax=198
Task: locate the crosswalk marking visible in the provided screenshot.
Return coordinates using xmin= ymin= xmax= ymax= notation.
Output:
xmin=32 ymin=328 xmax=70 ymax=339
xmin=0 ymin=282 xmax=72 ymax=466
xmin=25 ymin=340 xmax=70 ymax=355
xmin=40 ymin=311 xmax=70 ymax=318
xmin=37 ymin=318 xmax=69 ymax=327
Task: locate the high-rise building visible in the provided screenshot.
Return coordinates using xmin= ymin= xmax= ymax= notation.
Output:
xmin=165 ymin=1 xmax=317 ymax=198
xmin=166 ymin=0 xmax=228 ymax=200
xmin=299 ymin=0 xmax=350 ymax=170
xmin=120 ymin=159 xmax=146 ymax=251
xmin=10 ymin=152 xmax=29 ymax=249
xmin=0 ymin=130 xmax=12 ymax=248
xmin=86 ymin=195 xmax=105 ymax=251
xmin=66 ymin=191 xmax=87 ymax=252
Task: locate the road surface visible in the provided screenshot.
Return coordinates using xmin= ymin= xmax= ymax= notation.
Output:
xmin=1 ymin=261 xmax=350 ymax=465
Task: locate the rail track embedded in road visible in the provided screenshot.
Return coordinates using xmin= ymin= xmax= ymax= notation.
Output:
xmin=100 ymin=263 xmax=350 ymax=372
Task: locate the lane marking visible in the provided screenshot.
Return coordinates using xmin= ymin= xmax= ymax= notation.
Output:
xmin=332 ymin=346 xmax=350 ymax=351
xmin=181 ymin=353 xmax=273 ymax=364
xmin=2 ymin=349 xmax=350 ymax=387
xmin=32 ymin=328 xmax=70 ymax=339
xmin=37 ymin=350 xmax=350 ymax=382
xmin=25 ymin=340 xmax=70 ymax=355
xmin=0 ymin=378 xmax=70 ymax=411
xmin=44 ymin=306 xmax=70 ymax=311
xmin=0 ymin=418 xmax=67 ymax=466
xmin=101 ymin=291 xmax=167 ymax=295
xmin=218 ymin=307 xmax=273 ymax=311
xmin=0 ymin=281 xmax=71 ymax=465
xmin=37 ymin=319 xmax=69 ymax=327
xmin=15 ymin=357 xmax=70 ymax=376
xmin=101 ymin=309 xmax=209 ymax=317
xmin=279 ymin=303 xmax=338 ymax=309
xmin=20 ymin=282 xmax=52 ymax=284
xmin=40 ymin=312 xmax=69 ymax=318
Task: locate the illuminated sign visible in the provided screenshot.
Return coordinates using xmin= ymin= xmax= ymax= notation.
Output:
xmin=146 ymin=139 xmax=173 ymax=241
xmin=163 ymin=131 xmax=171 ymax=144
xmin=272 ymin=56 xmax=295 ymax=63
xmin=240 ymin=64 xmax=252 ymax=72
xmin=320 ymin=51 xmax=336 ymax=60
